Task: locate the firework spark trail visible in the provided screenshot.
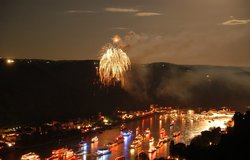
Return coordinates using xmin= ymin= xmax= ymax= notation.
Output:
xmin=99 ymin=43 xmax=131 ymax=86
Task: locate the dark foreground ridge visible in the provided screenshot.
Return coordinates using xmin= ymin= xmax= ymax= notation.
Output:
xmin=0 ymin=59 xmax=250 ymax=126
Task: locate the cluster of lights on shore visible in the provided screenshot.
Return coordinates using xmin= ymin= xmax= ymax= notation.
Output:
xmin=6 ymin=59 xmax=15 ymax=64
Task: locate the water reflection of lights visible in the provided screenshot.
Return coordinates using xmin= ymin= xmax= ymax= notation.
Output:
xmin=150 ymin=118 xmax=153 ymax=128
xmin=142 ymin=119 xmax=145 ymax=131
xmin=82 ymin=154 xmax=87 ymax=160
xmin=90 ymin=141 xmax=98 ymax=156
xmin=130 ymin=148 xmax=135 ymax=154
xmin=123 ymin=136 xmax=128 ymax=143
xmin=124 ymin=135 xmax=132 ymax=149
xmin=111 ymin=144 xmax=119 ymax=152
xmin=148 ymin=152 xmax=156 ymax=160
xmin=82 ymin=143 xmax=88 ymax=151
xmin=123 ymin=135 xmax=132 ymax=159
xmin=149 ymin=141 xmax=154 ymax=146
xmin=205 ymin=118 xmax=228 ymax=130
xmin=159 ymin=120 xmax=162 ymax=131
xmin=91 ymin=141 xmax=98 ymax=148
xmin=187 ymin=117 xmax=232 ymax=143
xmin=5 ymin=109 xmax=236 ymax=160
xmin=54 ymin=112 xmax=234 ymax=159
xmin=98 ymin=154 xmax=110 ymax=160
xmin=187 ymin=118 xmax=193 ymax=127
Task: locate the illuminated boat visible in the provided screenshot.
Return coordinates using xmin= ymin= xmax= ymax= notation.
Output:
xmin=148 ymin=146 xmax=156 ymax=153
xmin=129 ymin=143 xmax=141 ymax=149
xmin=159 ymin=115 xmax=163 ymax=120
xmin=160 ymin=128 xmax=165 ymax=135
xmin=21 ymin=152 xmax=40 ymax=160
xmin=5 ymin=141 xmax=15 ymax=147
xmin=47 ymin=148 xmax=76 ymax=160
xmin=136 ymin=126 xmax=140 ymax=131
xmin=96 ymin=147 xmax=111 ymax=156
xmin=135 ymin=134 xmax=143 ymax=141
xmin=144 ymin=128 xmax=150 ymax=135
xmin=149 ymin=137 xmax=154 ymax=143
xmin=129 ymin=143 xmax=136 ymax=149
xmin=91 ymin=136 xmax=98 ymax=143
xmin=106 ymin=141 xmax=118 ymax=148
xmin=129 ymin=140 xmax=142 ymax=149
xmin=170 ymin=120 xmax=174 ymax=127
xmin=78 ymin=140 xmax=88 ymax=155
xmin=173 ymin=131 xmax=181 ymax=137
xmin=115 ymin=135 xmax=124 ymax=143
xmin=159 ymin=136 xmax=169 ymax=143
xmin=122 ymin=130 xmax=132 ymax=137
xmin=156 ymin=141 xmax=164 ymax=149
xmin=120 ymin=124 xmax=126 ymax=131
xmin=79 ymin=141 xmax=87 ymax=147
xmin=115 ymin=156 xmax=125 ymax=160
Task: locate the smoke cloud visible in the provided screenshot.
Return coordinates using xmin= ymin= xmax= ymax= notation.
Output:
xmin=116 ymin=30 xmax=250 ymax=66
xmin=123 ymin=63 xmax=250 ymax=111
xmin=115 ymin=30 xmax=250 ymax=110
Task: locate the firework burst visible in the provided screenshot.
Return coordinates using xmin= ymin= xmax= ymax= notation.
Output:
xmin=99 ymin=43 xmax=131 ymax=86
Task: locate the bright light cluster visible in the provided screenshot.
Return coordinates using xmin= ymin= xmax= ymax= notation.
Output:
xmin=99 ymin=44 xmax=131 ymax=86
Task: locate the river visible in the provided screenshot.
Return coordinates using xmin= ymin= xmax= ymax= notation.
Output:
xmin=77 ymin=112 xmax=231 ymax=160
xmin=3 ymin=112 xmax=232 ymax=160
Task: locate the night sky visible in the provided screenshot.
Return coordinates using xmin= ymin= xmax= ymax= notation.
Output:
xmin=1 ymin=0 xmax=250 ymax=66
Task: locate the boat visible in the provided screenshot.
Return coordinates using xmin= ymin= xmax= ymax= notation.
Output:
xmin=115 ymin=135 xmax=124 ymax=143
xmin=46 ymin=148 xmax=76 ymax=160
xmin=156 ymin=142 xmax=163 ymax=149
xmin=159 ymin=136 xmax=169 ymax=143
xmin=5 ymin=141 xmax=15 ymax=147
xmin=96 ymin=147 xmax=111 ymax=156
xmin=122 ymin=130 xmax=132 ymax=137
xmin=173 ymin=131 xmax=181 ymax=137
xmin=159 ymin=115 xmax=163 ymax=120
xmin=78 ymin=141 xmax=88 ymax=155
xmin=129 ymin=140 xmax=142 ymax=149
xmin=170 ymin=120 xmax=174 ymax=127
xmin=148 ymin=146 xmax=157 ymax=153
xmin=79 ymin=141 xmax=87 ymax=147
xmin=76 ymin=149 xmax=87 ymax=156
xmin=91 ymin=136 xmax=98 ymax=143
xmin=160 ymin=128 xmax=165 ymax=135
xmin=120 ymin=124 xmax=126 ymax=131
xmin=135 ymin=134 xmax=143 ymax=141
xmin=115 ymin=156 xmax=125 ymax=160
xmin=144 ymin=128 xmax=150 ymax=135
xmin=106 ymin=141 xmax=118 ymax=148
xmin=156 ymin=140 xmax=164 ymax=149
xmin=149 ymin=137 xmax=154 ymax=143
xmin=160 ymin=128 xmax=166 ymax=138
xmin=21 ymin=152 xmax=40 ymax=160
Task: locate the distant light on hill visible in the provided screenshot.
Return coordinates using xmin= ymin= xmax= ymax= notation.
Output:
xmin=6 ymin=59 xmax=15 ymax=64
